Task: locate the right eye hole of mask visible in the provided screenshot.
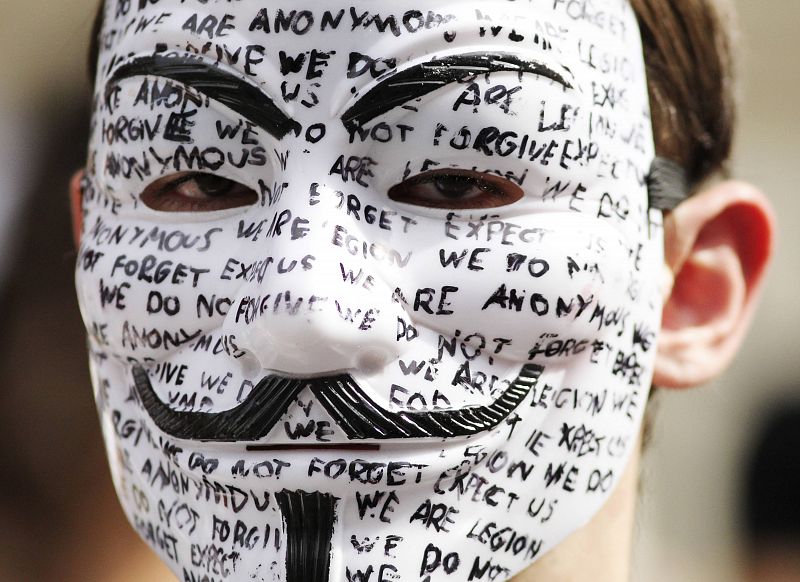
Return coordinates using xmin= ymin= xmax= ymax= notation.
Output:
xmin=388 ymin=169 xmax=524 ymax=209
xmin=141 ymin=172 xmax=259 ymax=212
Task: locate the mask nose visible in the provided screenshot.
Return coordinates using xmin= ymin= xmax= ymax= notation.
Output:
xmin=229 ymin=202 xmax=409 ymax=377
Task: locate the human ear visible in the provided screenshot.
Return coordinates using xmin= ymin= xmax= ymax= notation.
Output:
xmin=653 ymin=181 xmax=776 ymax=388
xmin=69 ymin=169 xmax=84 ymax=248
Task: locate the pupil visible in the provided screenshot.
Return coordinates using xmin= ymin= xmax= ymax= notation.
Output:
xmin=194 ymin=174 xmax=233 ymax=197
xmin=434 ymin=175 xmax=476 ymax=198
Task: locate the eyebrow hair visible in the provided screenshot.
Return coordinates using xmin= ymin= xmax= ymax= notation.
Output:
xmin=341 ymin=51 xmax=573 ymax=128
xmin=105 ymin=55 xmax=299 ymax=140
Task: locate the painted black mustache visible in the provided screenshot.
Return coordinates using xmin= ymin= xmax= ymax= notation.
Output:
xmin=132 ymin=363 xmax=544 ymax=442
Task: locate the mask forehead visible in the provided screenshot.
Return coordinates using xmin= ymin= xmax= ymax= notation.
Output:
xmin=98 ymin=1 xmax=636 ymax=63
xmin=95 ymin=0 xmax=647 ymax=148
xmin=80 ymin=2 xmax=661 ymax=581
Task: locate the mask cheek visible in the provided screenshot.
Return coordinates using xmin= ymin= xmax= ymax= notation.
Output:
xmin=74 ymin=211 xmax=226 ymax=363
xmin=75 ymin=242 xmax=162 ymax=361
xmin=75 ymin=219 xmax=125 ymax=355
xmin=399 ymin=218 xmax=661 ymax=374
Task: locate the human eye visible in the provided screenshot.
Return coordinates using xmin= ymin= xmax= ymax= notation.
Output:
xmin=140 ymin=172 xmax=258 ymax=212
xmin=387 ymin=169 xmax=524 ymax=210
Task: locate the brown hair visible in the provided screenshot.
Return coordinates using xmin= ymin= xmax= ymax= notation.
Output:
xmin=630 ymin=0 xmax=735 ymax=188
xmin=88 ymin=0 xmax=735 ymax=189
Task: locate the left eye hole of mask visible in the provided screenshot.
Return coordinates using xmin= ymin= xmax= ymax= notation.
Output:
xmin=141 ymin=172 xmax=259 ymax=212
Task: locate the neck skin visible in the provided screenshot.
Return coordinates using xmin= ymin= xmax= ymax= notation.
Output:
xmin=513 ymin=443 xmax=641 ymax=582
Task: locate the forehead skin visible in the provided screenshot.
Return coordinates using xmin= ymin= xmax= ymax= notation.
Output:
xmin=80 ymin=2 xmax=662 ymax=582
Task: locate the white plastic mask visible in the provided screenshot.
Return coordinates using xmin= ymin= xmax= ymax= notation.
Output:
xmin=77 ymin=1 xmax=663 ymax=580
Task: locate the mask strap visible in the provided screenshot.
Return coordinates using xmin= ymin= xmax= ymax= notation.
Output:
xmin=648 ymin=157 xmax=690 ymax=211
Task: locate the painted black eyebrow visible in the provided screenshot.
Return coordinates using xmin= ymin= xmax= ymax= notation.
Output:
xmin=342 ymin=51 xmax=573 ymax=128
xmin=105 ymin=55 xmax=299 ymax=140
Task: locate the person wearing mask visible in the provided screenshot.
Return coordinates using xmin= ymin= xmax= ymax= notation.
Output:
xmin=72 ymin=1 xmax=774 ymax=580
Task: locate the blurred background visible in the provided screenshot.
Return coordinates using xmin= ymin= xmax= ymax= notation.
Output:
xmin=0 ymin=1 xmax=797 ymax=580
